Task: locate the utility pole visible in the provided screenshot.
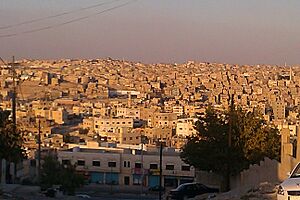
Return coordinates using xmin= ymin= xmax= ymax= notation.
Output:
xmin=228 ymin=93 xmax=233 ymax=148
xmin=159 ymin=141 xmax=163 ymax=200
xmin=38 ymin=118 xmax=41 ymax=184
xmin=11 ymin=56 xmax=17 ymax=184
xmin=140 ymin=141 xmax=144 ymax=198
xmin=12 ymin=56 xmax=16 ymax=132
xmin=226 ymin=93 xmax=234 ymax=191
xmin=140 ymin=134 xmax=147 ymax=198
xmin=140 ymin=135 xmax=148 ymax=198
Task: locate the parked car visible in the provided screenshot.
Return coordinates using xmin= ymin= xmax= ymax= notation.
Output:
xmin=42 ymin=188 xmax=57 ymax=197
xmin=76 ymin=194 xmax=91 ymax=199
xmin=167 ymin=182 xmax=219 ymax=200
xmin=278 ymin=162 xmax=300 ymax=200
xmin=148 ymin=185 xmax=165 ymax=192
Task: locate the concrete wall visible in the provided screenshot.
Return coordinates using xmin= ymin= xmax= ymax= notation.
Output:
xmin=233 ymin=158 xmax=279 ymax=190
xmin=196 ymin=157 xmax=279 ymax=191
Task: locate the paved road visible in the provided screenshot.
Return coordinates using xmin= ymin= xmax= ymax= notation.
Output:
xmin=83 ymin=193 xmax=159 ymax=200
xmin=1 ymin=184 xmax=165 ymax=200
xmin=76 ymin=184 xmax=167 ymax=199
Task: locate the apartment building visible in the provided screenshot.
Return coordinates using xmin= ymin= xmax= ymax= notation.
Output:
xmin=149 ymin=112 xmax=177 ymax=128
xmin=57 ymin=146 xmax=195 ymax=188
xmin=272 ymin=101 xmax=286 ymax=120
xmin=116 ymin=107 xmax=140 ymax=119
xmin=176 ymin=118 xmax=198 ymax=137
xmin=93 ymin=117 xmax=134 ymax=133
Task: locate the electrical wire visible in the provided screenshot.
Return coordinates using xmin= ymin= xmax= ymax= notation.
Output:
xmin=0 ymin=0 xmax=122 ymax=30
xmin=0 ymin=0 xmax=137 ymax=38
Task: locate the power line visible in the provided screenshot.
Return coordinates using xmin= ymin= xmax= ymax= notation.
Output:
xmin=0 ymin=0 xmax=137 ymax=38
xmin=0 ymin=0 xmax=121 ymax=30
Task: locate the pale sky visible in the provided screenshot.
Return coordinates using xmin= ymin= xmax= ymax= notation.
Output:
xmin=0 ymin=0 xmax=300 ymax=65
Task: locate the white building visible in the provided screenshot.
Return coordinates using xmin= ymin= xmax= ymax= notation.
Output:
xmin=57 ymin=146 xmax=195 ymax=188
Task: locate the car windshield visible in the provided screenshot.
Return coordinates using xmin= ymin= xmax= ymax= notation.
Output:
xmin=291 ymin=163 xmax=300 ymax=178
xmin=176 ymin=184 xmax=189 ymax=191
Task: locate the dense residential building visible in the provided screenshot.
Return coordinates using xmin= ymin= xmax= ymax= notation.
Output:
xmin=2 ymin=58 xmax=300 ymax=188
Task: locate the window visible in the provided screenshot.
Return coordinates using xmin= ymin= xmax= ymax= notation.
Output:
xmin=108 ymin=161 xmax=116 ymax=168
xmin=77 ymin=160 xmax=85 ymax=166
xmin=95 ymin=125 xmax=99 ymax=128
xmin=166 ymin=164 xmax=174 ymax=170
xmin=130 ymin=137 xmax=133 ymax=140
xmin=181 ymin=165 xmax=190 ymax=171
xmin=135 ymin=163 xmax=142 ymax=168
xmin=136 ymin=136 xmax=139 ymax=139
xmin=30 ymin=159 xmax=36 ymax=167
xmin=150 ymin=163 xmax=158 ymax=169
xmin=122 ymin=122 xmax=126 ymax=124
xmin=123 ymin=137 xmax=126 ymax=141
xmin=124 ymin=161 xmax=131 ymax=168
xmin=93 ymin=160 xmax=100 ymax=167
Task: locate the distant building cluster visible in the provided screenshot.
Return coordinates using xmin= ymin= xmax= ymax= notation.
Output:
xmin=0 ymin=58 xmax=299 ymax=187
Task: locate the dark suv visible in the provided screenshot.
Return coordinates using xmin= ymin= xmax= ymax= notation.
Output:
xmin=167 ymin=182 xmax=219 ymax=200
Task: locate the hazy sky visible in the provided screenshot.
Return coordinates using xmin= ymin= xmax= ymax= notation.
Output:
xmin=0 ymin=0 xmax=300 ymax=65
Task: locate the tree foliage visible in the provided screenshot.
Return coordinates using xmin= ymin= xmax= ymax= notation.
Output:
xmin=41 ymin=155 xmax=84 ymax=195
xmin=181 ymin=106 xmax=280 ymax=188
xmin=0 ymin=109 xmax=25 ymax=162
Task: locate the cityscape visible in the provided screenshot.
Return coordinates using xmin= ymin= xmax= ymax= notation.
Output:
xmin=0 ymin=58 xmax=299 ymax=199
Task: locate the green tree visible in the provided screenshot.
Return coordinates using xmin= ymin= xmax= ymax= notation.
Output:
xmin=181 ymin=106 xmax=280 ymax=191
xmin=41 ymin=155 xmax=84 ymax=195
xmin=40 ymin=155 xmax=61 ymax=189
xmin=60 ymin=164 xmax=85 ymax=195
xmin=0 ymin=109 xmax=25 ymax=162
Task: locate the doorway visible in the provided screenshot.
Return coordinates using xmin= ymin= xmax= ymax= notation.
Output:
xmin=124 ymin=176 xmax=130 ymax=185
